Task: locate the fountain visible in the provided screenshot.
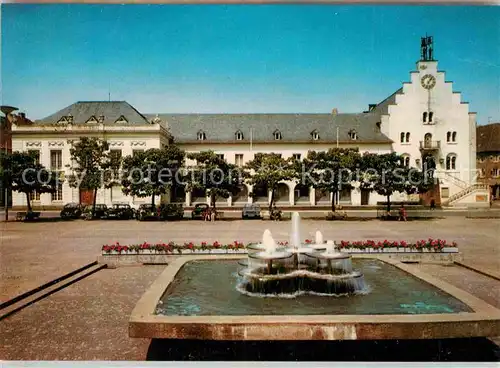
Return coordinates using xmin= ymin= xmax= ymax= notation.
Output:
xmin=237 ymin=212 xmax=366 ymax=297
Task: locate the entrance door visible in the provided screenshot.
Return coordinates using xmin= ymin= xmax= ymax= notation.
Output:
xmin=424 ymin=133 xmax=432 ymax=148
xmin=80 ymin=189 xmax=94 ymax=205
xmin=361 ymin=189 xmax=370 ymax=205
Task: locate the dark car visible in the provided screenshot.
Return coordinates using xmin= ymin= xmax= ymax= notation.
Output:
xmin=191 ymin=203 xmax=209 ymax=220
xmin=160 ymin=204 xmax=185 ymax=221
xmin=107 ymin=203 xmax=135 ymax=220
xmin=82 ymin=204 xmax=108 ymax=220
xmin=136 ymin=204 xmax=161 ymax=221
xmin=242 ymin=203 xmax=261 ymax=219
xmin=60 ymin=203 xmax=84 ymax=220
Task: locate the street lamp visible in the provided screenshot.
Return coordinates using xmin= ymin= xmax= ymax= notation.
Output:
xmin=1 ymin=105 xmax=19 ymax=221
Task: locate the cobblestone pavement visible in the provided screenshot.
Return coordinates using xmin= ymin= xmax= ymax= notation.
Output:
xmin=0 ymin=217 xmax=499 ymax=360
xmin=2 ymin=217 xmax=498 ymax=302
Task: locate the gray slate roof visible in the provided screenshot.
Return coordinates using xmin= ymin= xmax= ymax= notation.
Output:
xmin=36 ymin=101 xmax=150 ymax=125
xmin=145 ymin=112 xmax=391 ymax=143
xmin=370 ymin=87 xmax=403 ymax=115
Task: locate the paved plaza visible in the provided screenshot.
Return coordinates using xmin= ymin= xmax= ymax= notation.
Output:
xmin=0 ymin=217 xmax=499 ymax=360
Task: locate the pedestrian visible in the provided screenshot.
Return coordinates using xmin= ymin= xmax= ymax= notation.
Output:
xmin=430 ymin=198 xmax=436 ymax=210
xmin=398 ymin=204 xmax=407 ymax=222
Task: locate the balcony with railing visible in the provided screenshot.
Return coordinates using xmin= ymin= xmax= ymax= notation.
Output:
xmin=419 ymin=140 xmax=440 ymax=151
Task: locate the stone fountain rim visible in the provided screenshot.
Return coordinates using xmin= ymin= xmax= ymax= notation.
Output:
xmin=129 ymin=254 xmax=500 ymax=341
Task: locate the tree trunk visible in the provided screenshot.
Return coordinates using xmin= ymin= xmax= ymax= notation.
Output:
xmin=211 ymin=192 xmax=216 ymax=210
xmin=25 ymin=192 xmax=32 ymax=212
xmin=269 ymin=189 xmax=275 ymax=213
xmin=331 ymin=190 xmax=338 ymax=212
xmin=92 ymin=187 xmax=98 ymax=218
xmin=151 ymin=194 xmax=155 ymax=206
xmin=386 ymin=195 xmax=391 ymax=212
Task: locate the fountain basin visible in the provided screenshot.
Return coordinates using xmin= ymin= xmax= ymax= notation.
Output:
xmin=130 ymin=255 xmax=500 ymax=340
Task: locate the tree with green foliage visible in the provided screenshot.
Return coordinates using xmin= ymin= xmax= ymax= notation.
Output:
xmin=299 ymin=148 xmax=361 ymax=212
xmin=243 ymin=153 xmax=295 ymax=212
xmin=0 ymin=151 xmax=59 ymax=212
xmin=67 ymin=137 xmax=112 ymax=218
xmin=185 ymin=151 xmax=240 ymax=212
xmin=121 ymin=146 xmax=185 ymax=206
xmin=359 ymin=152 xmax=434 ymax=212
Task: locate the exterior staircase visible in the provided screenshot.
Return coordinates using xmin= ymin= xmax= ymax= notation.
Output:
xmin=440 ymin=171 xmax=469 ymax=190
xmin=442 ymin=183 xmax=489 ymax=206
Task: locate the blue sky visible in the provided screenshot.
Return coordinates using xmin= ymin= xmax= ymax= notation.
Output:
xmin=2 ymin=4 xmax=499 ymax=124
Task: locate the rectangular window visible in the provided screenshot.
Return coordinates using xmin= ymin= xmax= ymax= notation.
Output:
xmin=292 ymin=153 xmax=301 ymax=161
xmin=30 ymin=191 xmax=40 ymax=201
xmin=52 ymin=180 xmax=63 ymax=201
xmin=492 ymin=168 xmax=500 ymax=178
xmin=340 ymin=188 xmax=351 ymax=202
xmin=50 ymin=150 xmax=62 ymax=170
xmin=132 ymin=149 xmax=144 ymax=157
xmin=441 ymin=187 xmax=450 ymax=199
xmin=28 ymin=150 xmax=40 ymax=164
xmin=235 ymin=154 xmax=244 ymax=167
xmin=216 ymin=154 xmax=225 ymax=160
xmin=109 ymin=149 xmax=122 ymax=161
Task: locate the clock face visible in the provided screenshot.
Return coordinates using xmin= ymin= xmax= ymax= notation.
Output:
xmin=421 ymin=74 xmax=436 ymax=90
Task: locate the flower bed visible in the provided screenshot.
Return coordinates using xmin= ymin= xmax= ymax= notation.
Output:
xmin=101 ymin=238 xmax=458 ymax=255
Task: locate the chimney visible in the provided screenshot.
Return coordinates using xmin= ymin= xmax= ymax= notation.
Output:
xmin=98 ymin=115 xmax=105 ymax=123
xmin=67 ymin=114 xmax=73 ymax=124
xmin=331 ymin=108 xmax=338 ymax=116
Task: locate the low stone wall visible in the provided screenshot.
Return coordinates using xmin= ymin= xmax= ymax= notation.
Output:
xmin=99 ymin=248 xmax=461 ymax=267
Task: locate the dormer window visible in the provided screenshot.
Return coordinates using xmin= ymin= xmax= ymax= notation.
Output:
xmin=86 ymin=115 xmax=98 ymax=124
xmin=273 ymin=130 xmax=282 ymax=140
xmin=197 ymin=131 xmax=206 ymax=141
xmin=235 ymin=130 xmax=244 ymax=141
xmin=311 ymin=130 xmax=320 ymax=141
xmin=348 ymin=129 xmax=358 ymax=140
xmin=115 ymin=115 xmax=127 ymax=124
xmin=57 ymin=116 xmax=68 ymax=124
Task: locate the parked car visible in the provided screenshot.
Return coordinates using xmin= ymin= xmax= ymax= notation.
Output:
xmin=160 ymin=203 xmax=185 ymax=221
xmin=191 ymin=203 xmax=209 ymax=220
xmin=242 ymin=203 xmax=261 ymax=219
xmin=106 ymin=203 xmax=135 ymax=220
xmin=136 ymin=204 xmax=161 ymax=221
xmin=60 ymin=203 xmax=84 ymax=220
xmin=82 ymin=204 xmax=108 ymax=220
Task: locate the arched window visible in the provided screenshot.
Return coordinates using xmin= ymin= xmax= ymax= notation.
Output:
xmin=273 ymin=130 xmax=282 ymax=140
xmin=429 ymin=112 xmax=434 ymax=122
xmin=311 ymin=130 xmax=320 ymax=140
xmin=235 ymin=131 xmax=243 ymax=141
xmin=401 ymin=154 xmax=410 ymax=167
xmin=348 ymin=129 xmax=358 ymax=140
xmin=452 ymin=131 xmax=457 ymax=142
xmin=405 ymin=132 xmax=410 ymax=143
xmin=446 ymin=154 xmax=457 ymax=170
xmin=423 ymin=112 xmax=428 ymax=123
xmin=447 ymin=131 xmax=451 ymax=142
xmin=197 ymin=131 xmax=206 ymax=141
xmin=400 ymin=132 xmax=405 ymax=143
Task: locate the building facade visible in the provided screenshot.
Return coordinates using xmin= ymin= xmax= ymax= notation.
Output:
xmin=477 ymin=123 xmax=500 ymax=200
xmin=10 ymin=39 xmax=490 ymax=208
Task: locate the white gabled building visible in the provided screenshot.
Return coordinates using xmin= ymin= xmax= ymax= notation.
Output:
xmin=10 ymin=38 xmax=489 ymax=209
